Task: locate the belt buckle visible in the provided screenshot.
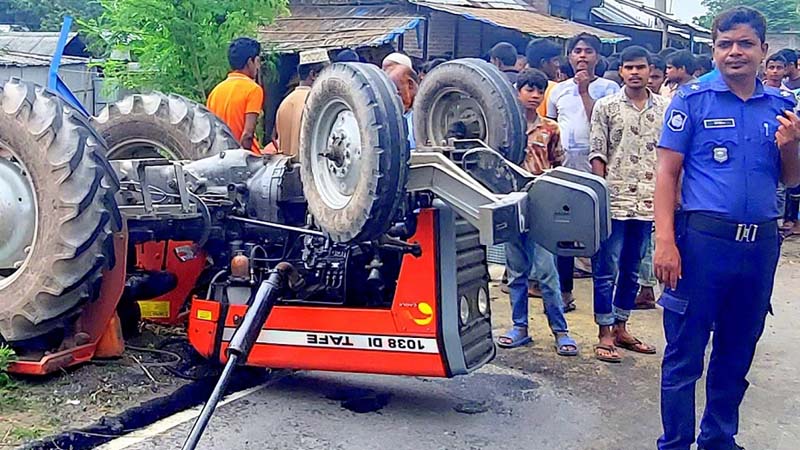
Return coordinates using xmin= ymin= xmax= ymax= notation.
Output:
xmin=735 ymin=223 xmax=759 ymax=242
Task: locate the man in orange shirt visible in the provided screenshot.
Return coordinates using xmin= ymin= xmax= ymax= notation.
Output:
xmin=525 ymin=39 xmax=562 ymax=117
xmin=207 ymin=37 xmax=264 ymax=153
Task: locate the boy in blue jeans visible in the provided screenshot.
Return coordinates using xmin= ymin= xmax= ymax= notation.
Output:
xmin=496 ymin=69 xmax=578 ymax=356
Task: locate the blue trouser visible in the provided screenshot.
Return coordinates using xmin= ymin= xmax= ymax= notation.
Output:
xmin=657 ymin=215 xmax=780 ymax=450
xmin=638 ymin=230 xmax=658 ymax=287
xmin=591 ymin=219 xmax=651 ymax=326
xmin=505 ymin=233 xmax=568 ymax=333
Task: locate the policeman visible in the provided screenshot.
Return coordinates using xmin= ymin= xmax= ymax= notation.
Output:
xmin=654 ymin=7 xmax=800 ymax=450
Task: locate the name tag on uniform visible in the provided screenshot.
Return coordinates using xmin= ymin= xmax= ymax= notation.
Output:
xmin=703 ymin=118 xmax=736 ymax=129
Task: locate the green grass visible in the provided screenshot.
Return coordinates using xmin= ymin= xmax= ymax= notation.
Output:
xmin=8 ymin=426 xmax=48 ymax=441
xmin=0 ymin=344 xmax=15 ymax=388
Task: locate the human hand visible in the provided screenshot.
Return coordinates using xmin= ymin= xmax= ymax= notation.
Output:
xmin=575 ymin=70 xmax=591 ymax=94
xmin=776 ymin=110 xmax=800 ymax=151
xmin=654 ymin=239 xmax=681 ymax=290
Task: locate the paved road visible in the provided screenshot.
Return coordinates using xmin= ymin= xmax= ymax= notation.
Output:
xmin=105 ymin=243 xmax=800 ymax=450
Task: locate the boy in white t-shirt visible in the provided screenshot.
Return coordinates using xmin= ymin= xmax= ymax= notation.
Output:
xmin=546 ymin=32 xmax=619 ymax=309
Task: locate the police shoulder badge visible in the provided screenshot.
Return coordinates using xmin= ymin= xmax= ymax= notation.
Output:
xmin=668 ymin=110 xmax=687 ymax=132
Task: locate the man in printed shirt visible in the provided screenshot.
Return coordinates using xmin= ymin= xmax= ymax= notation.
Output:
xmin=588 ymin=46 xmax=669 ymax=363
xmin=495 ymin=68 xmax=578 ymax=356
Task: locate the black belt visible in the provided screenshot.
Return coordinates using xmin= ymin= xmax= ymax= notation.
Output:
xmin=686 ymin=213 xmax=778 ymax=243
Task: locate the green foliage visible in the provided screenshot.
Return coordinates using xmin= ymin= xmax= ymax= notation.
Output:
xmin=6 ymin=0 xmax=102 ymax=31
xmin=694 ymin=0 xmax=800 ymax=33
xmin=81 ymin=0 xmax=287 ymax=102
xmin=0 ymin=344 xmax=16 ymax=389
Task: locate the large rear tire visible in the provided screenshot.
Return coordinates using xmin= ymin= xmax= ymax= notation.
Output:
xmin=413 ymin=58 xmax=526 ymax=164
xmin=0 ymin=79 xmax=121 ymax=345
xmin=299 ymin=63 xmax=410 ymax=243
xmin=92 ymin=92 xmax=240 ymax=160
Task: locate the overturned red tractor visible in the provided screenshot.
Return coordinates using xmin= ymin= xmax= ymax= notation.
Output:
xmin=0 ymin=60 xmax=609 ymax=380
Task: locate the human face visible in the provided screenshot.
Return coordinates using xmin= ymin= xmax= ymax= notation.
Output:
xmin=569 ymin=40 xmax=598 ymax=75
xmin=619 ymin=57 xmax=650 ymax=89
xmin=648 ymin=66 xmax=665 ymax=91
xmin=518 ymin=85 xmax=544 ymax=114
xmin=246 ymin=55 xmax=262 ymax=80
xmin=765 ymin=60 xmax=787 ymax=85
xmin=665 ymin=63 xmax=686 ymax=83
xmin=541 ymin=56 xmax=561 ymax=80
xmin=713 ymin=23 xmax=767 ymax=80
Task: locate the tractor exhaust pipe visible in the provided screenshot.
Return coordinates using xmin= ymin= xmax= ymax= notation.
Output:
xmin=181 ymin=262 xmax=297 ymax=450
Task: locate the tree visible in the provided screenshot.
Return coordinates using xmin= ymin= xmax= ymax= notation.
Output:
xmin=81 ymin=0 xmax=286 ymax=102
xmin=694 ymin=0 xmax=800 ymax=32
xmin=6 ymin=0 xmax=101 ymax=31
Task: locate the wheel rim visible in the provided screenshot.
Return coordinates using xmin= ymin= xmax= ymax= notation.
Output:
xmin=310 ymin=99 xmax=363 ymax=210
xmin=107 ymin=138 xmax=181 ymax=160
xmin=427 ymin=88 xmax=488 ymax=146
xmin=0 ymin=144 xmax=38 ymax=290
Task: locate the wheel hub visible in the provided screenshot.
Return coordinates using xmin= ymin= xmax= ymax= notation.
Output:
xmin=428 ymin=90 xmax=488 ymax=145
xmin=312 ymin=105 xmax=363 ymax=209
xmin=0 ymin=155 xmax=35 ymax=274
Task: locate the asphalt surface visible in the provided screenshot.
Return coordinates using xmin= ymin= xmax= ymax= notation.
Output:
xmin=105 ymin=245 xmax=800 ymax=450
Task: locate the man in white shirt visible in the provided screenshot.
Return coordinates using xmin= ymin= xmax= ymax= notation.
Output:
xmin=546 ymin=32 xmax=620 ymax=309
xmin=547 ymin=33 xmax=620 ymax=173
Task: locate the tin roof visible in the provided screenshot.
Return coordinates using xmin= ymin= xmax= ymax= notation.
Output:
xmin=417 ymin=2 xmax=629 ymax=43
xmin=0 ymin=32 xmax=81 ymax=56
xmin=259 ymin=5 xmax=423 ymax=53
xmin=0 ymin=50 xmax=88 ymax=67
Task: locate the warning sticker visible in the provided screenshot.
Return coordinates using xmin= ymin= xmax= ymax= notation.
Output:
xmin=138 ymin=300 xmax=171 ymax=319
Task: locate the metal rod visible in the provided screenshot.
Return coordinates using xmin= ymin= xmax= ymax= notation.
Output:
xmin=229 ymin=216 xmax=325 ymax=236
xmin=180 ymin=353 xmax=239 ymax=450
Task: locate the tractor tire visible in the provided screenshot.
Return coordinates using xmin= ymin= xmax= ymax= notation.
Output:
xmin=92 ymin=92 xmax=240 ymax=160
xmin=299 ymin=63 xmax=410 ymax=243
xmin=0 ymin=79 xmax=121 ymax=345
xmin=413 ymin=58 xmax=526 ymax=164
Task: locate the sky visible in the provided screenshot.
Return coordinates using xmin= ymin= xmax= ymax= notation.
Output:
xmin=670 ymin=1 xmax=709 ymax=23
xmin=668 ymin=0 xmax=706 ymax=22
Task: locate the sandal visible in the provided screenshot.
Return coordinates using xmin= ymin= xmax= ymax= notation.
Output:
xmin=554 ymin=333 xmax=578 ymax=357
xmin=496 ymin=327 xmax=532 ymax=348
xmin=615 ymin=336 xmax=657 ymax=354
xmin=594 ymin=344 xmax=621 ymax=363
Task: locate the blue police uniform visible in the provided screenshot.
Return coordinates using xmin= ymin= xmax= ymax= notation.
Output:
xmin=657 ymin=77 xmax=796 ymax=450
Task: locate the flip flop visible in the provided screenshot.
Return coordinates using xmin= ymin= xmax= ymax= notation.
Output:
xmin=563 ymin=301 xmax=577 ymax=313
xmin=554 ymin=333 xmax=578 ymax=357
xmin=615 ymin=337 xmax=657 ymax=354
xmin=496 ymin=327 xmax=532 ymax=348
xmin=594 ymin=344 xmax=622 ymax=363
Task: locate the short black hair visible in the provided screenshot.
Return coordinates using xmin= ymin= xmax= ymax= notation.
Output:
xmin=650 ymin=55 xmax=666 ymax=72
xmin=779 ymin=48 xmax=799 ymax=66
xmin=298 ymin=62 xmax=327 ymax=80
xmin=567 ymin=33 xmax=602 ymax=54
xmin=658 ymin=47 xmax=677 ymax=58
xmin=560 ymin=56 xmax=574 ymax=78
xmin=712 ymin=6 xmax=767 ymax=44
xmin=517 ymin=68 xmax=549 ymax=92
xmin=606 ymin=56 xmax=621 ymax=71
xmin=666 ymin=50 xmax=696 ymax=73
xmin=525 ymin=39 xmax=562 ymax=69
xmin=490 ymin=42 xmax=518 ymax=66
xmin=694 ymin=54 xmax=712 ymax=72
xmin=767 ymin=52 xmax=788 ymax=65
xmin=228 ymin=37 xmax=261 ymax=70
xmin=620 ymin=46 xmax=652 ymax=65
xmin=420 ymin=58 xmax=447 ymax=74
xmin=335 ymin=49 xmax=360 ymax=62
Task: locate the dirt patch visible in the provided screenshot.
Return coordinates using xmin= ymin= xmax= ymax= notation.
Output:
xmin=0 ymin=325 xmax=209 ymax=448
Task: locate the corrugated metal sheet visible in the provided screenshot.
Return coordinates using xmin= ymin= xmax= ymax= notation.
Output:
xmin=259 ymin=5 xmax=422 ymax=53
xmin=0 ymin=50 xmax=88 ymax=67
xmin=419 ymin=0 xmax=528 ymax=10
xmin=418 ymin=3 xmax=629 ymax=43
xmin=0 ymin=32 xmax=79 ymax=56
